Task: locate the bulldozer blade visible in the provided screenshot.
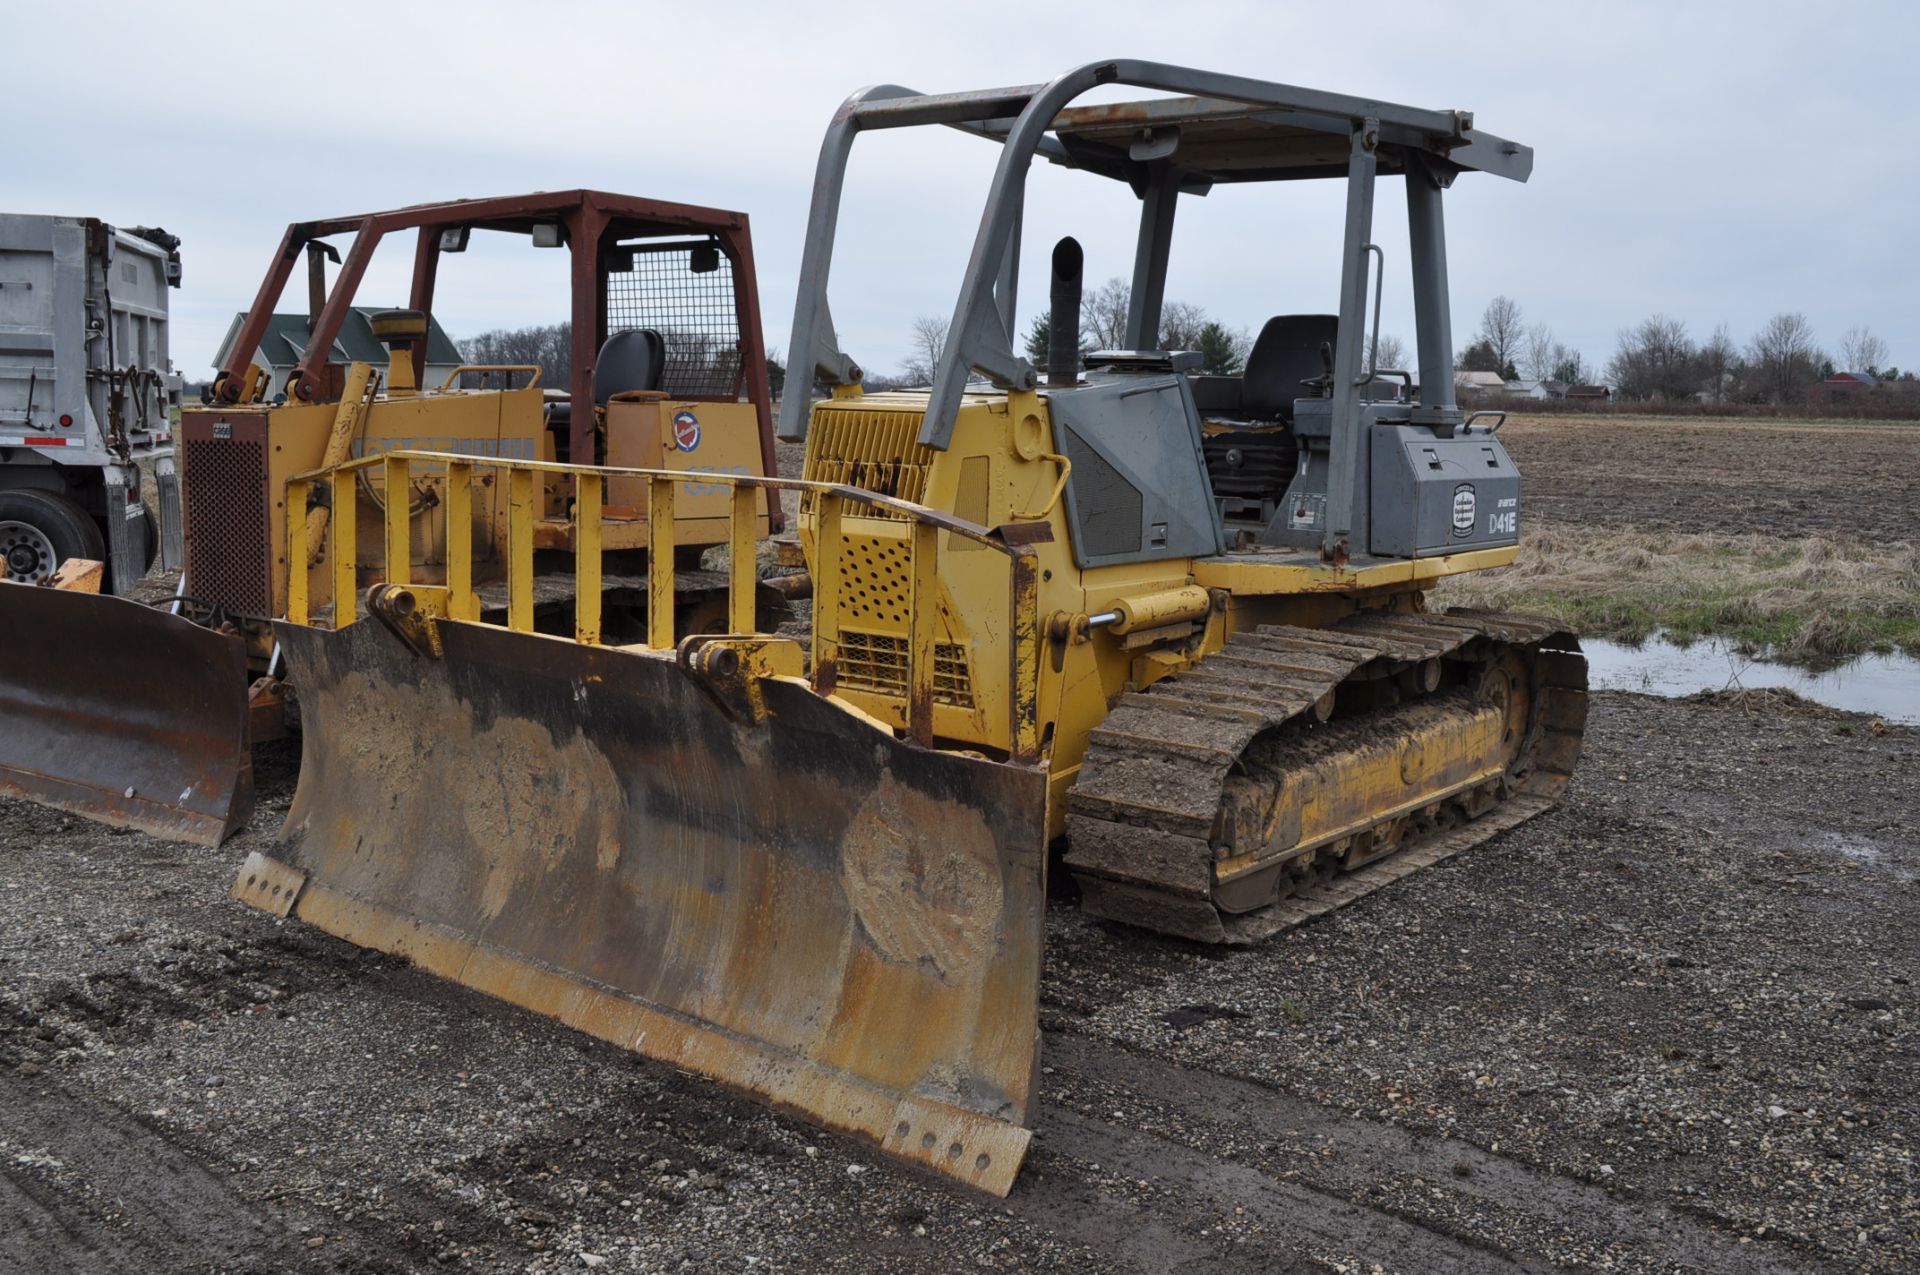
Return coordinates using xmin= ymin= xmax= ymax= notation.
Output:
xmin=0 ymin=581 xmax=252 ymax=846
xmin=243 ymin=617 xmax=1049 ymax=1195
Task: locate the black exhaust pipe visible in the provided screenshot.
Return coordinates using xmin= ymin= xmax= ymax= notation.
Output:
xmin=1047 ymin=237 xmax=1083 ymax=388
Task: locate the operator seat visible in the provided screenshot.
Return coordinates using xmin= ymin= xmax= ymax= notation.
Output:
xmin=1240 ymin=314 xmax=1338 ymax=422
xmin=593 ymin=328 xmax=667 ymax=403
xmin=546 ymin=328 xmax=667 ymax=463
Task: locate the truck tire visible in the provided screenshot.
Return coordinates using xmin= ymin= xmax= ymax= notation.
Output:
xmin=0 ymin=489 xmax=106 ymax=586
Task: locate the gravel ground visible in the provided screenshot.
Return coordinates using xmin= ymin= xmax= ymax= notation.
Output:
xmin=2 ymin=688 xmax=1913 ymax=1273
xmin=5 ymin=415 xmax=1915 ymax=1271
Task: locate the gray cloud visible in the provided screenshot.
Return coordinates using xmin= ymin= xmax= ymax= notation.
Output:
xmin=8 ymin=0 xmax=1914 ymax=379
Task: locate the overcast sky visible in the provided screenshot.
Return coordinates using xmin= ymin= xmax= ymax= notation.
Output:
xmin=8 ymin=1 xmax=1915 ymax=381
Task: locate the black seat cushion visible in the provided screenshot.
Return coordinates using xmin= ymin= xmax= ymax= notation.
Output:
xmin=593 ymin=329 xmax=666 ymax=404
xmin=1240 ymin=315 xmax=1338 ymax=421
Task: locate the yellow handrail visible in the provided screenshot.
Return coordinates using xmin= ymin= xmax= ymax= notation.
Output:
xmin=285 ymin=450 xmax=1043 ymax=763
xmin=435 ymin=364 xmax=543 ymax=391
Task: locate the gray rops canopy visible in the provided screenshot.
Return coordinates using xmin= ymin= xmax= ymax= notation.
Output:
xmin=781 ymin=59 xmax=1531 ymax=451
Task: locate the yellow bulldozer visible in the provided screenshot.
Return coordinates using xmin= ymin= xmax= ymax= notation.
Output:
xmin=0 ymin=190 xmax=782 ymax=844
xmin=215 ymin=65 xmax=1586 ymax=1196
xmin=6 ymin=67 xmax=1587 ymax=1197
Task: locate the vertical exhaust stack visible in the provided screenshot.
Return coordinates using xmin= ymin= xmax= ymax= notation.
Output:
xmin=1047 ymin=237 xmax=1083 ymax=388
xmin=306 ymin=241 xmax=329 ymax=330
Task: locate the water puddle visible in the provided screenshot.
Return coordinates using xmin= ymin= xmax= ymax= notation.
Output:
xmin=1581 ymin=636 xmax=1920 ymax=725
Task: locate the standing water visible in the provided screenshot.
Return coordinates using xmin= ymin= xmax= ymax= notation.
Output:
xmin=1581 ymin=636 xmax=1920 ymax=726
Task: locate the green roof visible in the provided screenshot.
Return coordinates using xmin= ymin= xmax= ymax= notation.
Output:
xmin=212 ymin=306 xmax=464 ymax=373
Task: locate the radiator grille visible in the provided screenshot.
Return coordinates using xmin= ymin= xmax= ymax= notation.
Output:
xmin=802 ymin=408 xmax=934 ymax=520
xmin=181 ymin=421 xmax=271 ymax=617
xmin=837 ymin=628 xmax=974 ymax=707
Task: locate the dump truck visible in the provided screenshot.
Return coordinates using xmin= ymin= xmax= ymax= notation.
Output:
xmin=0 ymin=213 xmax=183 ymax=594
xmin=228 ymin=64 xmax=1586 ymax=1196
xmin=0 ymin=190 xmax=781 ymax=846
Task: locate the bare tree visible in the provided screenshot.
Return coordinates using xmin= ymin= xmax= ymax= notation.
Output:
xmin=1080 ymin=277 xmax=1132 ymax=349
xmin=462 ymin=322 xmax=571 ymax=388
xmin=1607 ymin=315 xmax=1697 ymax=401
xmin=900 ymin=314 xmax=950 ymax=384
xmin=1549 ymin=348 xmax=1587 ymax=384
xmin=1475 ymin=296 xmax=1525 ymax=378
xmin=1522 ymin=322 xmax=1559 ymax=382
xmin=1065 ymin=279 xmax=1235 ymax=355
xmin=1371 ymin=332 xmax=1409 ymax=372
xmin=1696 ymin=323 xmax=1738 ymax=406
xmin=1840 ymin=325 xmax=1889 ymax=375
xmin=1746 ymin=312 xmax=1823 ymax=403
xmin=1159 ymin=300 xmax=1210 ymax=351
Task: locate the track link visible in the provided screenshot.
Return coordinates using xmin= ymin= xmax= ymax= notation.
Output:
xmin=1065 ymin=608 xmax=1587 ymax=943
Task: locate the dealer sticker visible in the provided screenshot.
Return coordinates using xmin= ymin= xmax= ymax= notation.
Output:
xmin=671 ymin=410 xmax=701 ymax=452
xmin=1451 ymin=483 xmax=1476 ymax=536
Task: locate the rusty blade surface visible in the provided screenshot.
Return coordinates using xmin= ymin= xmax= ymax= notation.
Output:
xmin=257 ymin=617 xmax=1048 ymax=1195
xmin=0 ymin=581 xmax=252 ymax=846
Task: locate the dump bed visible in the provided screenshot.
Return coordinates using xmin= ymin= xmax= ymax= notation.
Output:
xmin=0 ymin=213 xmax=179 ymax=460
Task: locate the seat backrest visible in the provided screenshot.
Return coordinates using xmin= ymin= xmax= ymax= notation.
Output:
xmin=593 ymin=328 xmax=666 ymax=405
xmin=1240 ymin=314 xmax=1338 ymax=421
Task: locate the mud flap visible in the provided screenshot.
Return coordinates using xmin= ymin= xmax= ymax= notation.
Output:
xmin=251 ymin=617 xmax=1049 ymax=1195
xmin=0 ymin=582 xmax=252 ymax=846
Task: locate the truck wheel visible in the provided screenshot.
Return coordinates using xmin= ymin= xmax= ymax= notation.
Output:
xmin=0 ymin=489 xmax=106 ymax=586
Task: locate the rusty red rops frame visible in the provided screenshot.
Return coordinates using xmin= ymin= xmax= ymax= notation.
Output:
xmin=211 ymin=190 xmax=781 ymax=529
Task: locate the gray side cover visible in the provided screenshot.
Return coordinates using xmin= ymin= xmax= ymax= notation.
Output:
xmin=1368 ymin=424 xmax=1521 ymax=557
xmin=1051 ymin=375 xmax=1224 ymax=569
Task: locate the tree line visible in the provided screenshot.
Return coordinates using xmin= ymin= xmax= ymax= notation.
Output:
xmin=460 ymin=323 xmax=785 ymax=397
xmin=1458 ymin=296 xmax=1909 ymax=405
xmin=877 ymin=277 xmax=1255 ymax=389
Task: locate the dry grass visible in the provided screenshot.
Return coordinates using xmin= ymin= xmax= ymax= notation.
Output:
xmin=1434 ymin=523 xmax=1920 ymax=662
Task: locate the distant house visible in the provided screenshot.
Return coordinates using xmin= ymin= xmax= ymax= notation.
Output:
xmin=1565 ymin=384 xmax=1611 ymax=402
xmin=1454 ymin=370 xmax=1508 ymax=395
xmin=210 ymin=307 xmax=464 ymax=399
xmin=1502 ymin=378 xmax=1569 ymax=400
xmin=1810 ymin=370 xmax=1881 ymax=409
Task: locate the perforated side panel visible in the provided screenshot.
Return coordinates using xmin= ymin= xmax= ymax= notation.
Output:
xmin=180 ymin=415 xmax=272 ymax=617
xmin=837 ymin=533 xmax=911 ymax=625
xmin=832 ymin=534 xmax=975 ymax=706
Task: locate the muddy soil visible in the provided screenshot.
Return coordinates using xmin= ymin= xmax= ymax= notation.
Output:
xmin=1499 ymin=416 xmax=1920 ymax=542
xmin=2 ymin=690 xmax=1913 ymax=1274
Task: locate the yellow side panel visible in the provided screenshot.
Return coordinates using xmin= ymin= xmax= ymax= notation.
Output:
xmin=268 ymin=386 xmax=546 ymax=617
xmin=606 ymin=400 xmax=768 ymax=546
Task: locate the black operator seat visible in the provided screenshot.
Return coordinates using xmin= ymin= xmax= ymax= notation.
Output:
xmin=1239 ymin=314 xmax=1338 ymax=422
xmin=593 ymin=328 xmax=667 ymax=404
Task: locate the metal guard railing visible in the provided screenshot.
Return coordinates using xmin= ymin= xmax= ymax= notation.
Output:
xmin=285 ymin=450 xmax=1041 ymax=763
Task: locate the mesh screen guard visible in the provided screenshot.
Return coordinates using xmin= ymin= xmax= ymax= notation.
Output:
xmin=605 ymin=242 xmax=743 ymax=399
